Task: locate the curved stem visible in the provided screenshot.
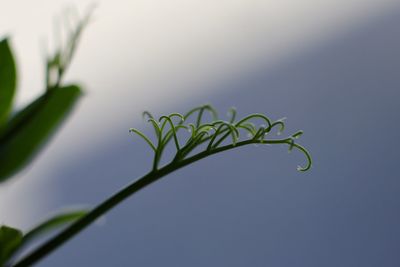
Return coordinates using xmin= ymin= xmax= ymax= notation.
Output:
xmin=12 ymin=138 xmax=292 ymax=267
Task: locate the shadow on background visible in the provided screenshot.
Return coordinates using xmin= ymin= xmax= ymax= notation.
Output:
xmin=37 ymin=7 xmax=400 ymax=267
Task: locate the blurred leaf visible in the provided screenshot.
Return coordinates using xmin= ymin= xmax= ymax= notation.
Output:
xmin=0 ymin=225 xmax=23 ymax=265
xmin=0 ymin=85 xmax=82 ymax=182
xmin=0 ymin=38 xmax=17 ymax=128
xmin=22 ymin=210 xmax=88 ymax=245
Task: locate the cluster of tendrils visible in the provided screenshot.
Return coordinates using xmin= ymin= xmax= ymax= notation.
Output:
xmin=129 ymin=105 xmax=312 ymax=172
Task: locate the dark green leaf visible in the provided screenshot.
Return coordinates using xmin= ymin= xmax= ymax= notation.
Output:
xmin=0 ymin=225 xmax=23 ymax=265
xmin=22 ymin=209 xmax=87 ymax=245
xmin=0 ymin=85 xmax=82 ymax=182
xmin=0 ymin=38 xmax=17 ymax=128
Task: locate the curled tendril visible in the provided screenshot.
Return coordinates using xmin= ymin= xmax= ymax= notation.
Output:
xmin=180 ymin=131 xmax=210 ymax=158
xmin=196 ymin=123 xmax=215 ymax=134
xmin=235 ymin=114 xmax=272 ymax=132
xmin=270 ymin=118 xmax=286 ymax=135
xmin=162 ymin=125 xmax=188 ymax=147
xmin=228 ymin=107 xmax=237 ymax=123
xmin=207 ymin=122 xmax=237 ymax=150
xmin=212 ymin=122 xmax=240 ymax=148
xmin=159 ymin=114 xmax=184 ymax=151
xmin=130 ymin=105 xmax=312 ymax=171
xmin=184 ymin=104 xmax=218 ymax=126
xmin=253 ymin=127 xmax=266 ymax=140
xmin=142 ymin=111 xmax=154 ymax=120
xmin=238 ymin=122 xmax=257 ymax=135
xmin=292 ymin=131 xmax=303 ymax=139
xmin=147 ymin=118 xmax=161 ymax=139
xmin=289 ymin=143 xmax=312 ymax=171
xmin=129 ymin=128 xmax=156 ymax=152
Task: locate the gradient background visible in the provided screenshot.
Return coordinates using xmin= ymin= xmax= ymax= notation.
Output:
xmin=1 ymin=1 xmax=400 ymax=266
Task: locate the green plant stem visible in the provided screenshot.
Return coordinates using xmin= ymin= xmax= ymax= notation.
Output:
xmin=12 ymin=138 xmax=296 ymax=267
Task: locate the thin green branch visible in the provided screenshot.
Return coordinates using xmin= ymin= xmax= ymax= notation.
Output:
xmin=11 ymin=105 xmax=312 ymax=267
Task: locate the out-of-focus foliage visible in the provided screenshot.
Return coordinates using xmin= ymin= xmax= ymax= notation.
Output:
xmin=0 ymin=210 xmax=87 ymax=267
xmin=0 ymin=82 xmax=82 ymax=181
xmin=22 ymin=210 xmax=88 ymax=246
xmin=0 ymin=39 xmax=17 ymax=128
xmin=0 ymin=35 xmax=83 ymax=183
xmin=0 ymin=226 xmax=22 ymax=266
xmin=0 ymin=9 xmax=92 ymax=266
xmin=0 ymin=8 xmax=92 ymax=183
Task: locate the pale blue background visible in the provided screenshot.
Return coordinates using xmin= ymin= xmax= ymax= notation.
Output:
xmin=27 ymin=7 xmax=400 ymax=267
